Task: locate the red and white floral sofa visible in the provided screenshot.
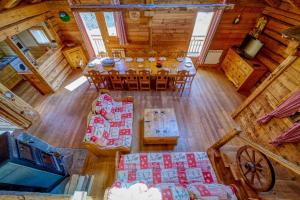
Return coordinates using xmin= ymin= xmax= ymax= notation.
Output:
xmin=106 ymin=152 xmax=238 ymax=200
xmin=83 ymin=92 xmax=133 ymax=156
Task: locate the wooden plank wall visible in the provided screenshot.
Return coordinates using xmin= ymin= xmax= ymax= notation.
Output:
xmin=234 ymin=57 xmax=300 ymax=165
xmin=47 ymin=0 xmax=83 ymax=45
xmin=255 ymin=1 xmax=300 ymax=72
xmin=233 ymin=1 xmax=300 ymax=166
xmin=47 ymin=0 xmax=239 ymax=58
xmin=36 ymin=47 xmax=72 ymax=91
xmin=209 ymin=0 xmax=265 ymax=63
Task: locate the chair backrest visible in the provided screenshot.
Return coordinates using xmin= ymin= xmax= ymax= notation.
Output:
xmin=175 ymin=70 xmax=189 ymax=83
xmin=112 ymin=51 xmax=122 ymax=58
xmin=139 ymin=70 xmax=151 ymax=82
xmin=108 ymin=70 xmax=122 ymax=81
xmin=88 ymin=70 xmax=106 ymax=89
xmin=98 ymin=51 xmax=108 ymax=58
xmin=126 ymin=69 xmax=138 ymax=82
xmin=157 ymin=69 xmax=169 ymax=82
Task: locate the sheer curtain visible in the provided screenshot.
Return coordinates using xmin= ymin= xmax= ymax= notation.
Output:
xmin=73 ymin=11 xmax=95 ymax=58
xmin=196 ymin=0 xmax=226 ymax=65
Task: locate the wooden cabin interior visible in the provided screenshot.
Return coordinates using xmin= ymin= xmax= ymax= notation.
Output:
xmin=1 ymin=0 xmax=300 ymax=199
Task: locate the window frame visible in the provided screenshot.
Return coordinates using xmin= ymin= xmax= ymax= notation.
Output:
xmin=29 ymin=26 xmax=51 ymax=46
xmin=103 ymin=12 xmax=117 ymax=37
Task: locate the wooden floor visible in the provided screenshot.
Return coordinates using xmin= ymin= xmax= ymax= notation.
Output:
xmin=13 ymin=68 xmax=300 ymax=199
xmin=14 ymin=68 xmax=242 ymax=199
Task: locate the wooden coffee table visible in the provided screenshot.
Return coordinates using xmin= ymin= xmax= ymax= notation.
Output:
xmin=143 ymin=108 xmax=179 ymax=144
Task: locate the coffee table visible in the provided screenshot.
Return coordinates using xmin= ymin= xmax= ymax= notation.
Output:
xmin=143 ymin=108 xmax=179 ymax=144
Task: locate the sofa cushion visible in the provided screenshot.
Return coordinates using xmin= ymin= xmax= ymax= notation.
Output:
xmin=95 ymin=94 xmax=133 ymax=121
xmin=84 ymin=115 xmax=132 ymax=148
xmin=118 ymin=152 xmax=212 ymax=171
xmin=117 ymin=167 xmax=216 ymax=186
xmin=95 ymin=94 xmax=114 ymax=119
xmin=187 ymin=183 xmax=237 ymax=200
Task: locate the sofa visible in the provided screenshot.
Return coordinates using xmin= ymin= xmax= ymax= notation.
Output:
xmin=105 ymin=152 xmax=238 ymax=200
xmin=83 ymin=92 xmax=134 ymax=156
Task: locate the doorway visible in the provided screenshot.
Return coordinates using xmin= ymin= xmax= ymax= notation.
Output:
xmin=79 ymin=12 xmax=106 ymax=55
xmin=188 ymin=12 xmax=214 ymax=57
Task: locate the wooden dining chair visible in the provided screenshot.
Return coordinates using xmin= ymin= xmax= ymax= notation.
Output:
xmin=125 ymin=69 xmax=139 ymax=90
xmin=112 ymin=51 xmax=122 ymax=62
xmin=139 ymin=70 xmax=151 ymax=90
xmin=98 ymin=51 xmax=108 ymax=58
xmin=108 ymin=70 xmax=123 ymax=90
xmin=173 ymin=70 xmax=189 ymax=96
xmin=88 ymin=70 xmax=108 ymax=91
xmin=185 ymin=73 xmax=196 ymax=96
xmin=156 ymin=69 xmax=169 ymax=91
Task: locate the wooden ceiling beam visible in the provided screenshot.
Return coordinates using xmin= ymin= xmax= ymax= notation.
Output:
xmin=70 ymin=3 xmax=235 ymax=12
xmin=286 ymin=0 xmax=300 ymax=8
xmin=264 ymin=0 xmax=281 ymax=7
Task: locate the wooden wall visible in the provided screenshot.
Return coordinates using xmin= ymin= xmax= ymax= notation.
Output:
xmin=233 ymin=1 xmax=300 ymax=168
xmin=47 ymin=0 xmax=83 ymax=45
xmin=255 ymin=1 xmax=300 ymax=72
xmin=209 ymin=0 xmax=265 ymax=63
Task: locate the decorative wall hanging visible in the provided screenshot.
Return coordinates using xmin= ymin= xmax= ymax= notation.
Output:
xmin=257 ymin=88 xmax=300 ymax=124
xmin=270 ymin=122 xmax=300 ymax=146
xmin=59 ymin=11 xmax=71 ymax=22
xmin=129 ymin=11 xmax=140 ymax=20
xmin=249 ymin=16 xmax=267 ymax=39
xmin=232 ymin=14 xmax=241 ymax=25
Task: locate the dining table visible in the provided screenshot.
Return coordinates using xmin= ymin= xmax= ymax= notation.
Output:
xmin=82 ymin=57 xmax=196 ymax=77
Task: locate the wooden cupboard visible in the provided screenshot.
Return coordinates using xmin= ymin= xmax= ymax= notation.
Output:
xmin=221 ymin=48 xmax=268 ymax=93
xmin=63 ymin=46 xmax=87 ymax=69
xmin=0 ymin=65 xmax=22 ymax=89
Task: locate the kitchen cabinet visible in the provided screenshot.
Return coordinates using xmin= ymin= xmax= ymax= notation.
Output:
xmin=0 ymin=64 xmax=22 ymax=89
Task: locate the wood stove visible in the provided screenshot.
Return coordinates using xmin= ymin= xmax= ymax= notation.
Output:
xmin=0 ymin=132 xmax=69 ymax=192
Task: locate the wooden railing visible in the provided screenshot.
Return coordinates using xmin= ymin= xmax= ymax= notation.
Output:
xmin=208 ymin=127 xmax=300 ymax=176
xmin=90 ymin=34 xmax=105 ymax=54
xmin=188 ymin=35 xmax=206 ymax=56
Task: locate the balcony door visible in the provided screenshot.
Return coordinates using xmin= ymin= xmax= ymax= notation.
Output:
xmin=79 ymin=12 xmax=106 ymax=56
xmin=188 ymin=12 xmax=214 ymax=57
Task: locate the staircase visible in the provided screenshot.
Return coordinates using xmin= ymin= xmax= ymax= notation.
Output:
xmin=208 ymin=146 xmax=259 ymax=200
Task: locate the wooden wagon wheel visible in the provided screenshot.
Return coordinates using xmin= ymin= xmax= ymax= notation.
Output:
xmin=236 ymin=145 xmax=275 ymax=192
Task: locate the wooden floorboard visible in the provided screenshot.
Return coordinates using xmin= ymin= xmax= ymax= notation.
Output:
xmin=10 ymin=68 xmax=300 ymax=199
xmin=17 ymin=68 xmax=243 ymax=199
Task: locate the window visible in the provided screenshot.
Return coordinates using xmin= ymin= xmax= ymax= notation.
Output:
xmin=29 ymin=29 xmax=50 ymax=45
xmin=187 ymin=12 xmax=214 ymax=57
xmin=104 ymin=12 xmax=117 ymax=36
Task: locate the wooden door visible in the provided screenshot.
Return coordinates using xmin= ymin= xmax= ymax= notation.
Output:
xmin=0 ymin=83 xmax=39 ymax=129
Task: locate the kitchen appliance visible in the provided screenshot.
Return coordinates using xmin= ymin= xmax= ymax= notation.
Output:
xmin=11 ymin=36 xmax=28 ymax=52
xmin=9 ymin=57 xmax=30 ymax=73
xmin=0 ymin=132 xmax=68 ymax=192
xmin=0 ymin=56 xmax=17 ymax=70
